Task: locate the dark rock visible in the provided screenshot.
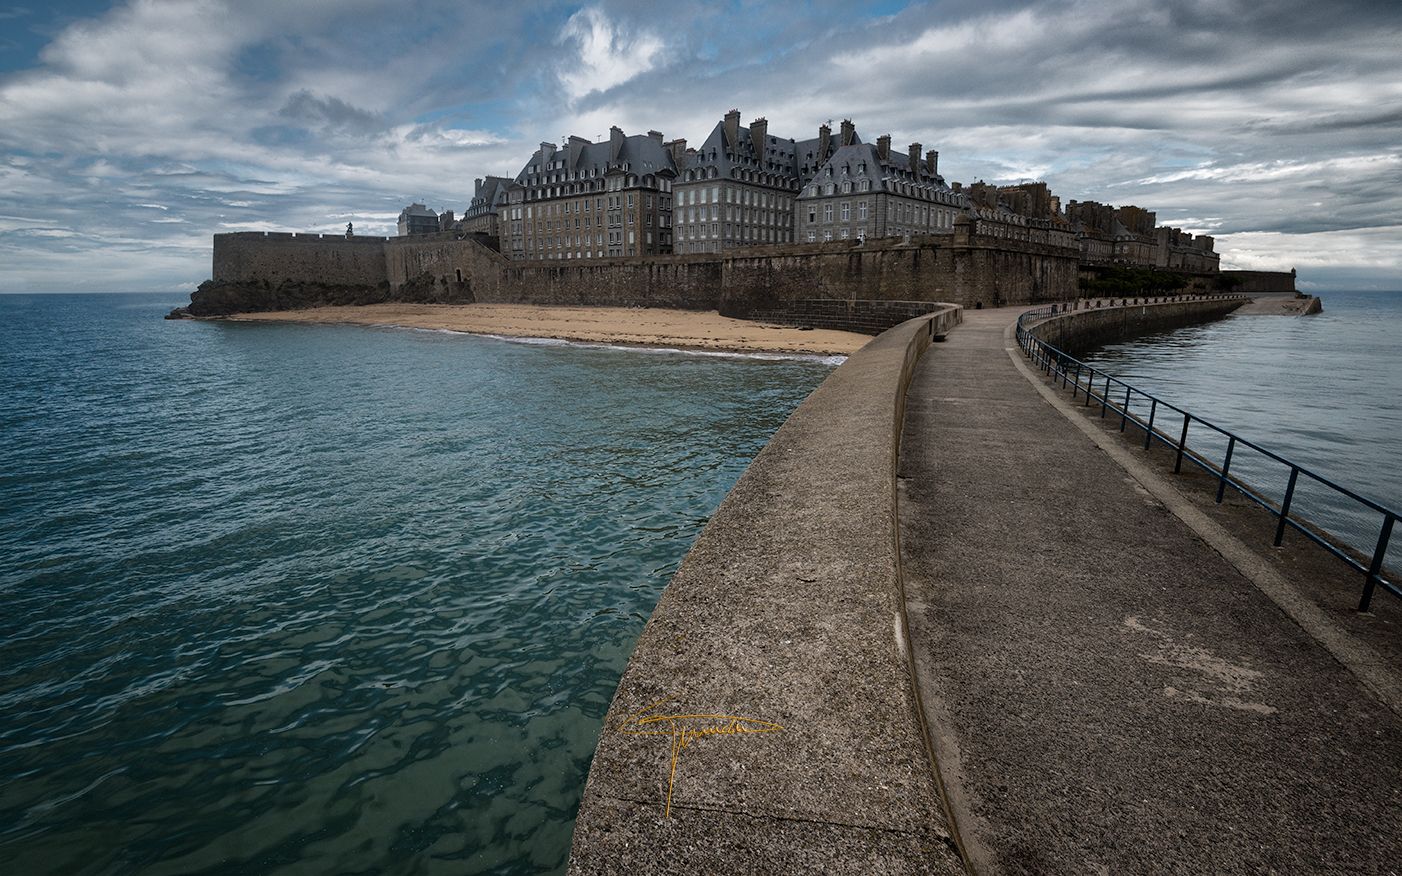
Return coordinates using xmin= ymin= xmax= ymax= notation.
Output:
xmin=164 ymin=307 xmax=192 ymax=320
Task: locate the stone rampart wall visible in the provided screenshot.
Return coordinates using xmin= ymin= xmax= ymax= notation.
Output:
xmin=212 ymin=232 xmax=389 ymax=287
xmin=492 ymin=256 xmax=724 ymax=309
xmin=202 ymin=231 xmax=1081 ymax=318
xmin=719 ymin=235 xmax=1079 ymax=323
xmin=747 ymin=298 xmax=956 ymax=336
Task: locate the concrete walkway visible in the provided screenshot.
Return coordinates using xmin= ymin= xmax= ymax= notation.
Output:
xmin=898 ymin=308 xmax=1402 ymax=874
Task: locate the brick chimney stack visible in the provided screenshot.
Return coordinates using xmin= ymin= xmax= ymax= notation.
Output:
xmin=840 ymin=119 xmax=855 ymax=146
xmin=926 ymin=149 xmax=939 ymax=176
xmin=877 ymin=134 xmax=891 ymax=161
xmin=724 ymin=108 xmax=741 ymax=148
xmin=818 ymin=123 xmax=831 ymax=160
xmin=908 ymin=142 xmax=922 ymax=174
xmin=609 ymin=126 xmax=624 ymax=162
xmin=749 ymin=117 xmax=768 ymax=160
xmin=647 ymin=130 xmax=663 ymax=143
xmin=665 ymin=138 xmax=688 ymax=166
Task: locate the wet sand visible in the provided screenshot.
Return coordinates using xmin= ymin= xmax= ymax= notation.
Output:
xmin=228 ymin=303 xmax=871 ymax=355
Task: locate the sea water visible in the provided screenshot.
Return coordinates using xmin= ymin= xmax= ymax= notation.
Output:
xmin=1078 ymin=290 xmax=1402 ymax=568
xmin=0 ymin=293 xmax=835 ymax=875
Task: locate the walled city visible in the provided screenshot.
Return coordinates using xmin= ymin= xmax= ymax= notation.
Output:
xmin=190 ymin=108 xmax=1295 ymax=329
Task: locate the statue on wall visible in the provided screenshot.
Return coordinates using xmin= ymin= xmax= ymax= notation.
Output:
xmin=346 ymin=222 xmax=354 ymax=237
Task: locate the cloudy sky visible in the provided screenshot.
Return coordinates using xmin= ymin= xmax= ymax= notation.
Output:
xmin=1 ymin=0 xmax=1399 ymax=292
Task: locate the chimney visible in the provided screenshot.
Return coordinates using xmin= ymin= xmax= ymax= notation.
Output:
xmin=724 ymin=108 xmax=741 ymax=147
xmin=539 ymin=141 xmax=557 ymax=166
xmin=908 ymin=142 xmax=921 ymax=174
xmin=474 ymin=178 xmax=484 ymax=195
xmin=647 ymin=129 xmax=664 ymax=142
xmin=749 ymin=117 xmax=768 ymax=158
xmin=818 ymin=123 xmax=831 ymax=159
xmin=665 ymin=138 xmax=688 ymax=166
xmin=609 ymin=126 xmax=624 ymax=162
xmin=877 ymin=134 xmax=891 ymax=161
xmin=926 ymin=149 xmax=938 ymax=175
xmin=840 ymin=119 xmax=855 ymax=146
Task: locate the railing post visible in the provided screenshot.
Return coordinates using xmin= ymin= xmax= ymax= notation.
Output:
xmin=1101 ymin=374 xmax=1111 ymax=417
xmin=1274 ymin=467 xmax=1299 ymax=546
xmin=1216 ymin=436 xmax=1236 ymax=503
xmin=1073 ymin=363 xmax=1081 ymax=398
xmin=1174 ymin=414 xmax=1191 ymax=473
xmin=1120 ymin=385 xmax=1131 ymax=431
xmin=1360 ymin=514 xmax=1395 ymax=612
xmin=1144 ymin=399 xmax=1158 ymax=449
xmin=1083 ymin=366 xmax=1093 ymax=406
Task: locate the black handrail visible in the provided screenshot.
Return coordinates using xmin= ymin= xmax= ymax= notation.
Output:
xmin=1016 ymin=297 xmax=1398 ymax=611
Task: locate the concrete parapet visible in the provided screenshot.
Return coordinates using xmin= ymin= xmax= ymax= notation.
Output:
xmin=568 ymin=304 xmax=965 ymax=873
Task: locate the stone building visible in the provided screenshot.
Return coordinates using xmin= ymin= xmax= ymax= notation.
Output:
xmin=672 ymin=109 xmax=834 ymax=254
xmin=397 ymin=203 xmax=439 ymax=236
xmin=462 ymin=176 xmax=510 ymax=240
xmin=503 ymin=127 xmax=676 ymax=260
xmin=1155 ymin=226 xmax=1220 ymax=272
xmin=1065 ymin=200 xmax=1121 ymax=266
xmin=796 ymin=131 xmax=962 ymax=243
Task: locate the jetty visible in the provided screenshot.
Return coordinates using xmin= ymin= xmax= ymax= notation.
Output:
xmin=569 ymin=297 xmax=1401 ymax=874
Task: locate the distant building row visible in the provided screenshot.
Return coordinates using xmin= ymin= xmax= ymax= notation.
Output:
xmin=396 ymin=109 xmax=1218 ymax=272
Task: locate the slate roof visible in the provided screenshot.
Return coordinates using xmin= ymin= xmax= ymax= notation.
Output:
xmin=513 ymin=131 xmax=676 ymax=186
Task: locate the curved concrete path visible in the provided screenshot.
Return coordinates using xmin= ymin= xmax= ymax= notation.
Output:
xmin=898 ymin=307 xmax=1402 ymax=873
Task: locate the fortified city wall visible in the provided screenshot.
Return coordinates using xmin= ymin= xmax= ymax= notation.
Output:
xmin=212 ymin=232 xmax=392 ymax=286
xmin=200 ymin=225 xmax=1082 ymax=330
xmin=197 ymin=229 xmax=1292 ymax=333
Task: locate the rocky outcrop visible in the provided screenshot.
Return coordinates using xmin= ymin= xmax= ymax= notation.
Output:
xmin=184 ymin=278 xmax=394 ymax=316
xmin=179 ymin=272 xmax=476 ymax=318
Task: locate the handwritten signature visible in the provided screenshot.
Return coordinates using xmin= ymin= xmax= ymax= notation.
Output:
xmin=616 ymin=697 xmax=784 ymax=818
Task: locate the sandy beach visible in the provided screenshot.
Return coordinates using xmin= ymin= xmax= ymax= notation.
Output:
xmin=228 ymin=303 xmax=872 ymax=356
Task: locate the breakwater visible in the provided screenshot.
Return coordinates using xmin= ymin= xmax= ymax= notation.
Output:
xmin=567 ymin=304 xmax=964 ymax=873
xmin=568 ymin=296 xmax=1258 ymax=872
xmin=1028 ymin=295 xmax=1248 ymax=355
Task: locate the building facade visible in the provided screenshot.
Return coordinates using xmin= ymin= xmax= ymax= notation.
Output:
xmin=461 ymin=176 xmax=510 ymax=240
xmin=672 ymin=109 xmax=836 ymax=254
xmin=796 ymin=132 xmax=963 ymax=244
xmin=503 ymin=127 xmax=676 ymax=260
xmin=397 ymin=203 xmax=439 ymax=236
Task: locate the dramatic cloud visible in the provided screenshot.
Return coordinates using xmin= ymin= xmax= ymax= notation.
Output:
xmin=0 ymin=0 xmax=1399 ymax=292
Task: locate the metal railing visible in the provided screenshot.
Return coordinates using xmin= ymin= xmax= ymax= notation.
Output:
xmin=1016 ymin=299 xmax=1399 ymax=611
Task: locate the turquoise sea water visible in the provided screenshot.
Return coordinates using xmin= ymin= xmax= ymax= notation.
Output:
xmin=0 ymin=293 xmax=835 ymax=875
xmin=1079 ymin=290 xmax=1402 ymax=570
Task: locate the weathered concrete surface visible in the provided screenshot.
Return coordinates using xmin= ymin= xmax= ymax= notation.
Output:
xmin=1032 ymin=295 xmax=1247 ymax=355
xmin=1234 ymin=293 xmax=1323 ymax=315
xmin=898 ymin=306 xmax=1402 ymax=874
xmin=568 ymin=306 xmax=965 ymax=875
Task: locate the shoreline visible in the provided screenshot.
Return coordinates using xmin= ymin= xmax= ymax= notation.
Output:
xmin=219 ymin=303 xmax=871 ymax=357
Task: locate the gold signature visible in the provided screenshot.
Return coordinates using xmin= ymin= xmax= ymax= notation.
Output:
xmin=616 ymin=697 xmax=784 ymax=818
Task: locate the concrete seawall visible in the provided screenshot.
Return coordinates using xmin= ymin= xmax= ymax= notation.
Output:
xmin=1029 ymin=295 xmax=1247 ymax=355
xmin=568 ymin=304 xmax=965 ymax=874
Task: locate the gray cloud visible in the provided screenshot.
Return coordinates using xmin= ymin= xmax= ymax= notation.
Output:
xmin=0 ymin=0 xmax=1399 ymax=291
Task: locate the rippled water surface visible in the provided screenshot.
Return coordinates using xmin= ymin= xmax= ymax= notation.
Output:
xmin=0 ymin=293 xmax=836 ymax=875
xmin=1079 ymin=290 xmax=1402 ymax=565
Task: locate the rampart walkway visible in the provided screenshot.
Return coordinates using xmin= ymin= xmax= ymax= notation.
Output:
xmin=898 ymin=308 xmax=1402 ymax=873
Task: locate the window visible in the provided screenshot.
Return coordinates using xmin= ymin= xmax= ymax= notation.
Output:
xmin=840 ymin=202 xmax=850 ymax=221
xmin=823 ymin=203 xmax=833 ymax=222
xmin=823 ymin=230 xmax=832 ymax=241
xmin=840 ymin=228 xmax=849 ymax=239
xmin=807 ymin=231 xmax=816 ymax=242
xmin=808 ymin=206 xmax=816 ymax=223
xmin=859 ymin=200 xmax=868 ymax=221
